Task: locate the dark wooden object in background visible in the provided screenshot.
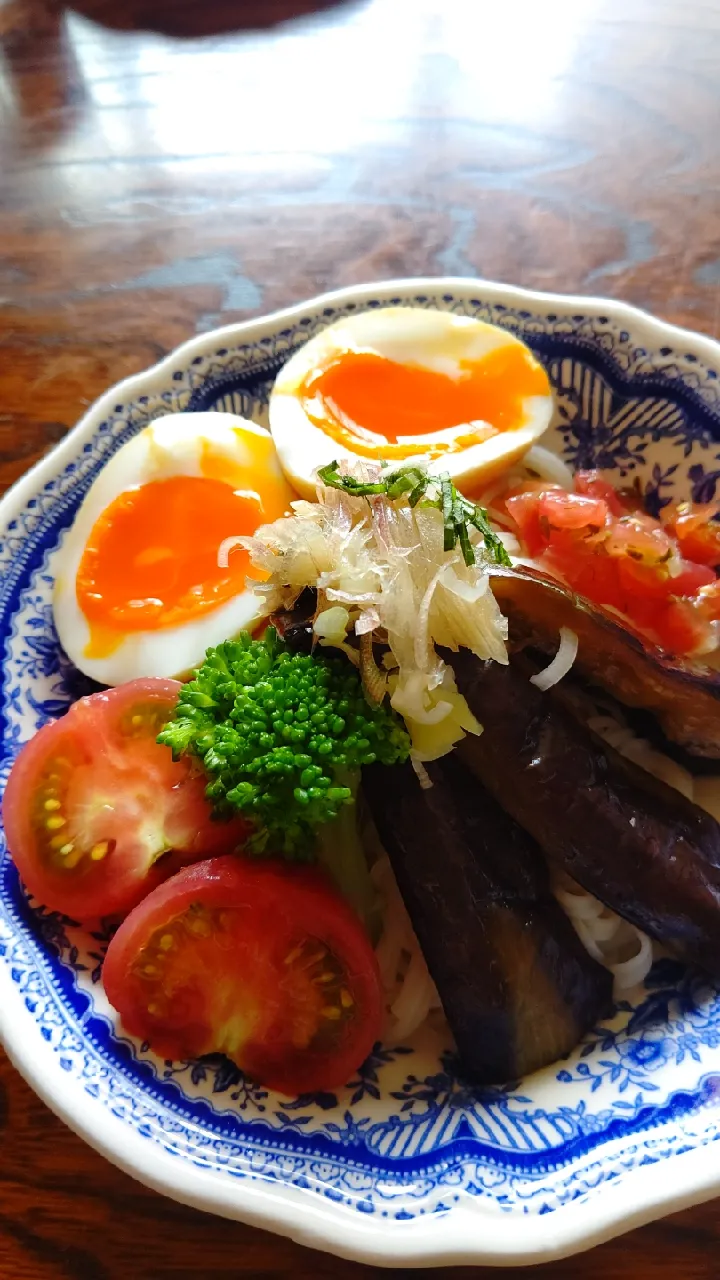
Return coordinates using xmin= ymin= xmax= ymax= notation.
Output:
xmin=1 ymin=0 xmax=720 ymax=1274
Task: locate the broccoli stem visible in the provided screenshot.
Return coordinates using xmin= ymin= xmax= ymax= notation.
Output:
xmin=314 ymin=769 xmax=380 ymax=938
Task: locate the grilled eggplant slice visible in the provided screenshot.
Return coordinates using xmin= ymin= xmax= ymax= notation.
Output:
xmin=448 ymin=648 xmax=720 ymax=976
xmin=489 ymin=564 xmax=720 ymax=758
xmin=363 ymin=755 xmax=612 ymax=1084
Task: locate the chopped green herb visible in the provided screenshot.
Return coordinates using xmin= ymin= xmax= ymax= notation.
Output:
xmin=317 ymin=461 xmax=511 ymax=568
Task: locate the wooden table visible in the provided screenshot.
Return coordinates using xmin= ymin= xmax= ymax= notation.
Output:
xmin=1 ymin=0 xmax=720 ymax=1273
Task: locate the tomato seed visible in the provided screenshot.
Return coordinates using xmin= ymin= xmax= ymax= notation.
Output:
xmin=186 ymin=915 xmax=211 ymax=937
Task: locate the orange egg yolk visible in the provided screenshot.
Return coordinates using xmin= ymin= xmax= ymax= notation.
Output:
xmin=299 ymin=343 xmax=549 ymax=461
xmin=76 ymin=475 xmax=267 ymax=637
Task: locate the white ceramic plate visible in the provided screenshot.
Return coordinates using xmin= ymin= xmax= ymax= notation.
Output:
xmin=3 ymin=279 xmax=720 ymax=1268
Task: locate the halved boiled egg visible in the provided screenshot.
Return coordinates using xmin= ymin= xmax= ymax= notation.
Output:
xmin=269 ymin=306 xmax=554 ymax=498
xmin=53 ymin=413 xmax=295 ymax=686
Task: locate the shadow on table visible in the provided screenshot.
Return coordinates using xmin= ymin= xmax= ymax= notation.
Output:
xmin=0 ymin=0 xmax=355 ymax=150
xmin=0 ymin=0 xmax=352 ymax=40
xmin=73 ymin=0 xmax=350 ymax=36
xmin=0 ymin=0 xmax=87 ymax=151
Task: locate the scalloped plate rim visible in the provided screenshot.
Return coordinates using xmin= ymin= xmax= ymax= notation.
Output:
xmin=3 ymin=277 xmax=720 ymax=1267
xmin=4 ymin=914 xmax=720 ymax=1269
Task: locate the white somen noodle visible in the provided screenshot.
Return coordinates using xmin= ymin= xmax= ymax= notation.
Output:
xmin=371 ymin=854 xmax=441 ymax=1041
xmin=524 ymin=444 xmax=574 ymax=489
xmin=554 ymin=875 xmax=654 ymax=992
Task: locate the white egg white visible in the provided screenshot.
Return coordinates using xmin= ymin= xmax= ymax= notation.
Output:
xmin=269 ymin=307 xmax=554 ymax=499
xmin=53 ymin=412 xmax=293 ymax=686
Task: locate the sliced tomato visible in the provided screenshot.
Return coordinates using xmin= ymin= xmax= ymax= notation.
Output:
xmin=103 ymin=855 xmax=383 ymax=1095
xmin=2 ymin=679 xmax=247 ymax=921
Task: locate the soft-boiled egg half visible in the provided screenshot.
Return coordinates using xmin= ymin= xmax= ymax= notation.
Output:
xmin=53 ymin=413 xmax=295 ymax=686
xmin=269 ymin=306 xmax=554 ymax=498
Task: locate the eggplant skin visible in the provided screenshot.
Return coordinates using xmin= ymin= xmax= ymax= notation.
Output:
xmin=489 ymin=564 xmax=720 ymax=758
xmin=362 ymin=756 xmax=612 ymax=1085
xmin=270 ymin=589 xmax=316 ymax=653
xmin=447 ymin=648 xmax=720 ymax=976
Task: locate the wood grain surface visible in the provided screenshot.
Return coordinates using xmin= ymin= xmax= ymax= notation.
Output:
xmin=2 ymin=0 xmax=720 ymax=1274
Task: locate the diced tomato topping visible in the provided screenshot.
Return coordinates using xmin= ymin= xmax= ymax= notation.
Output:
xmin=602 ymin=513 xmax=675 ymax=566
xmin=669 ymin=561 xmax=717 ymax=596
xmin=615 ymin=555 xmax=672 ymax=601
xmin=661 ymin=502 xmax=720 ymax=567
xmin=506 ymin=488 xmax=608 ymax=545
xmin=504 ymin=488 xmax=554 ymax=556
xmin=654 ymin=600 xmax=710 ymax=657
xmin=695 ymin=580 xmax=720 ymax=623
xmin=500 ymin=472 xmax=720 ymax=656
xmin=574 ymin=470 xmax=627 ymax=516
xmin=537 ymin=489 xmax=609 ymax=531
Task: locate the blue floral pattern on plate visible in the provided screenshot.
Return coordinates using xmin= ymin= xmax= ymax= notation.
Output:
xmin=3 ymin=282 xmax=720 ymax=1257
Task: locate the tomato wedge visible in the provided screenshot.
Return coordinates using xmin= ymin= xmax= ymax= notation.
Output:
xmin=103 ymin=855 xmax=383 ymax=1095
xmin=2 ymin=679 xmax=247 ymax=921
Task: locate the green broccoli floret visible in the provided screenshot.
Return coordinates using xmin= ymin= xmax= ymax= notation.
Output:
xmin=158 ymin=629 xmax=410 ymax=866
